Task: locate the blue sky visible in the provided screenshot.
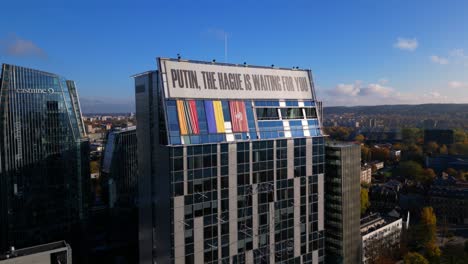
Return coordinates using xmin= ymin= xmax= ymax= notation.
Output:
xmin=1 ymin=0 xmax=468 ymax=112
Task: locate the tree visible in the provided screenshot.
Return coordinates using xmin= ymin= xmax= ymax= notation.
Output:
xmin=425 ymin=141 xmax=439 ymax=154
xmin=421 ymin=169 xmax=436 ymax=184
xmin=90 ymin=160 xmax=100 ymax=174
xmin=402 ymin=144 xmax=424 ymax=164
xmin=453 ymin=129 xmax=467 ymax=143
xmin=371 ymin=147 xmax=390 ymax=162
xmin=360 ymin=188 xmax=370 ymax=215
xmin=439 ymin=144 xmax=448 ymax=155
xmin=455 ymin=171 xmax=467 ymax=181
xmin=402 ymin=128 xmax=423 ymax=145
xmin=424 ymin=242 xmax=441 ymax=263
xmin=420 ymin=207 xmax=437 ymax=244
xmin=404 ymin=252 xmax=429 ymax=264
xmin=445 ymin=168 xmax=457 ymax=176
xmin=418 ymin=207 xmax=441 ymax=261
xmin=396 ymin=161 xmax=424 ymax=179
xmin=355 ymin=134 xmax=365 ymax=142
xmin=361 ymin=145 xmax=371 ymax=162
xmin=449 ymin=142 xmax=468 ymax=155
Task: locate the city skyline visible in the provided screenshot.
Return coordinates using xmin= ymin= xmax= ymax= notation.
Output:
xmin=1 ymin=0 xmax=468 ymax=112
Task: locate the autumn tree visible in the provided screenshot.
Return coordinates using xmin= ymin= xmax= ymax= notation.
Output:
xmin=453 ymin=129 xmax=467 ymax=143
xmin=90 ymin=160 xmax=100 ymax=174
xmin=419 ymin=207 xmax=441 ymax=262
xmin=371 ymin=147 xmax=390 ymax=162
xmin=445 ymin=168 xmax=457 ymax=176
xmin=355 ymin=134 xmax=365 ymax=142
xmin=456 ymin=171 xmax=467 ymax=181
xmin=361 ymin=145 xmax=371 ymax=162
xmin=421 ymin=169 xmax=436 ymax=184
xmin=420 ymin=207 xmax=437 ymax=244
xmin=404 ymin=252 xmax=429 ymax=264
xmin=360 ymin=188 xmax=370 ymax=215
xmin=439 ymin=144 xmax=448 ymax=155
xmin=449 ymin=142 xmax=468 ymax=155
xmin=425 ymin=141 xmax=439 ymax=154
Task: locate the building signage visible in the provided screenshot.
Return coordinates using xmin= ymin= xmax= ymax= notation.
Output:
xmin=159 ymin=58 xmax=314 ymax=100
xmin=16 ymin=88 xmax=55 ymax=94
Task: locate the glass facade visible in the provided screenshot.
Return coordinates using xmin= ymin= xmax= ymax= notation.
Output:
xmin=324 ymin=143 xmax=362 ymax=264
xmin=0 ymin=64 xmax=90 ymax=256
xmin=164 ymin=99 xmax=322 ymax=145
xmin=135 ymin=59 xmax=326 ymax=264
xmin=100 ymin=126 xmax=138 ymax=262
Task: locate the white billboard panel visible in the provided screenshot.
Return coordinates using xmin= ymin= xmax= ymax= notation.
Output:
xmin=159 ymin=58 xmax=313 ymax=100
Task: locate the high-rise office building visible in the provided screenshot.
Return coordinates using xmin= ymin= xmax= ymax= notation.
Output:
xmin=100 ymin=126 xmax=138 ymax=262
xmin=324 ymin=142 xmax=361 ymax=264
xmin=134 ymin=58 xmax=325 ymax=264
xmin=0 ymin=64 xmax=90 ymax=256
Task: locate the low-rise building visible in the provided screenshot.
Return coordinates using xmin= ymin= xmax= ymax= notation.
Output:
xmin=360 ymin=214 xmax=404 ymax=264
xmin=0 ymin=241 xmax=71 ymax=264
xmin=370 ymin=161 xmax=384 ymax=170
xmin=429 ymin=176 xmax=468 ymax=224
xmin=361 ymin=165 xmax=372 ymax=185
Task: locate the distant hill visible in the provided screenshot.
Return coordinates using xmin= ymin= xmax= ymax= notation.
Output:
xmin=324 ymin=104 xmax=468 ymax=116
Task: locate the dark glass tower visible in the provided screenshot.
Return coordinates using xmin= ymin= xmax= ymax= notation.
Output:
xmin=135 ymin=58 xmax=326 ymax=264
xmin=0 ymin=64 xmax=90 ymax=254
xmin=324 ymin=142 xmax=361 ymax=264
xmin=100 ymin=126 xmax=138 ymax=262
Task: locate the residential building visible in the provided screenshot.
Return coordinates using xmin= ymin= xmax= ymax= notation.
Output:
xmin=425 ymin=154 xmax=468 ymax=174
xmin=360 ymin=213 xmax=403 ymax=264
xmin=0 ymin=241 xmax=71 ymax=264
xmin=0 ymin=64 xmax=90 ymax=259
xmin=429 ymin=176 xmax=468 ymax=224
xmin=134 ymin=58 xmax=326 ymax=264
xmin=424 ymin=129 xmax=454 ymax=145
xmin=360 ymin=165 xmax=372 ymax=185
xmin=325 ymin=142 xmax=361 ymax=264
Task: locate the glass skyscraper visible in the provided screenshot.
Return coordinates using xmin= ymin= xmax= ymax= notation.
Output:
xmin=135 ymin=58 xmax=326 ymax=264
xmin=0 ymin=64 xmax=90 ymax=256
xmin=100 ymin=126 xmax=138 ymax=262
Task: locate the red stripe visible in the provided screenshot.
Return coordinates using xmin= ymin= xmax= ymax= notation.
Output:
xmin=189 ymin=100 xmax=199 ymax=134
xmin=229 ymin=101 xmax=248 ymax=132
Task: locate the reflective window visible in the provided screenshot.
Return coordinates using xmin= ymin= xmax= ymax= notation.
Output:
xmin=280 ymin=108 xmax=304 ymax=119
xmin=256 ymin=108 xmax=279 ymax=120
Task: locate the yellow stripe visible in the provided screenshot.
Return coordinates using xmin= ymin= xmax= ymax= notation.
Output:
xmin=176 ymin=100 xmax=188 ymax=135
xmin=213 ymin=100 xmax=225 ymax=133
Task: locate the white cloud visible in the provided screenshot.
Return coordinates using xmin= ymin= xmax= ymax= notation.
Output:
xmin=0 ymin=34 xmax=46 ymax=58
xmin=430 ymin=55 xmax=449 ymax=65
xmin=394 ymin=37 xmax=418 ymax=51
xmin=327 ymin=82 xmax=361 ymax=96
xmin=359 ymin=84 xmax=394 ymax=97
xmin=448 ymin=81 xmax=466 ymax=88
